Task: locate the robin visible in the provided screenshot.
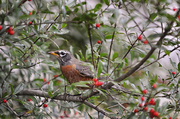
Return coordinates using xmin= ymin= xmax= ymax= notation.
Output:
xmin=48 ymin=50 xmax=94 ymax=87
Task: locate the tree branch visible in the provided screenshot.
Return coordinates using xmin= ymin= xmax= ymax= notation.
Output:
xmin=17 ymin=89 xmax=117 ymax=119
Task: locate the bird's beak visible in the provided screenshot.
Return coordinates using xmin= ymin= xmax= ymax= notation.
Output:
xmin=48 ymin=51 xmax=59 ymax=56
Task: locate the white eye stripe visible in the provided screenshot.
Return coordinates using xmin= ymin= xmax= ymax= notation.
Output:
xmin=59 ymin=51 xmax=66 ymax=57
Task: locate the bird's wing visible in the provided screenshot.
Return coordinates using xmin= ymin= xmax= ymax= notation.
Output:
xmin=75 ymin=62 xmax=94 ymax=78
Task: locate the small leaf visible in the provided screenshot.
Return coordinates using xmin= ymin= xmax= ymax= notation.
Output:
xmin=10 ymin=84 xmax=14 ymax=94
xmin=14 ymin=83 xmax=24 ymax=95
xmin=150 ymin=13 xmax=157 ymax=20
xmin=105 ymin=35 xmax=113 ymax=39
xmin=71 ymin=81 xmax=92 ymax=88
xmin=94 ymin=3 xmax=102 ymax=12
xmin=48 ymin=91 xmax=53 ymax=98
xmin=103 ymin=0 xmax=109 ymax=5
xmin=169 ymin=58 xmax=176 ymax=69
xmin=100 ymin=52 xmax=107 ymax=57
xmin=61 ymin=23 xmax=67 ymax=28
xmin=178 ymin=62 xmax=180 ymax=72
xmin=87 ymin=112 xmax=93 ymax=119
xmin=112 ymin=52 xmax=118 ymax=61
xmin=97 ymin=61 xmax=103 ymax=77
xmin=165 ymin=50 xmax=170 ymax=55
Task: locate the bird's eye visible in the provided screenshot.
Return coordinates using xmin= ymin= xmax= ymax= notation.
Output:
xmin=60 ymin=51 xmax=66 ymax=56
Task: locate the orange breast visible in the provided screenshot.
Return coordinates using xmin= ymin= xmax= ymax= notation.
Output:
xmin=60 ymin=64 xmax=93 ymax=84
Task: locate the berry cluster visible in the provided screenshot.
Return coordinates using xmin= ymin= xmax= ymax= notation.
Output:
xmin=94 ymin=78 xmax=103 ymax=87
xmin=6 ymin=27 xmax=14 ymax=35
xmin=137 ymin=35 xmax=148 ymax=44
xmin=134 ymin=83 xmax=162 ymax=118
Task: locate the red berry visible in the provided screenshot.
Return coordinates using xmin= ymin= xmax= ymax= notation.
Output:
xmin=149 ymin=98 xmax=155 ymax=105
xmin=6 ymin=27 xmax=12 ymax=33
xmin=29 ymin=12 xmax=32 ymax=15
xmin=143 ymin=40 xmax=148 ymax=44
xmin=153 ymin=111 xmax=159 ymax=117
xmin=27 ymin=98 xmax=31 ymax=101
xmin=9 ymin=27 xmax=13 ymax=31
xmin=74 ymin=111 xmax=78 ymax=115
xmin=173 ymin=7 xmax=177 ymax=11
xmin=178 ymin=15 xmax=180 ymax=21
xmin=24 ymin=60 xmax=27 ymax=63
xmin=169 ymin=117 xmax=172 ymax=119
xmin=150 ymin=108 xmax=155 ymax=114
xmin=28 ymin=21 xmax=32 ymax=25
xmin=138 ymin=35 xmax=142 ymax=40
xmin=96 ymin=23 xmax=100 ymax=28
xmin=60 ymin=116 xmax=64 ymax=118
xmin=97 ymin=81 xmax=103 ymax=86
xmin=9 ymin=30 xmax=14 ymax=35
xmin=97 ymin=40 xmax=101 ymax=44
xmin=142 ymin=89 xmax=147 ymax=94
xmin=28 ymin=0 xmax=31 ymax=1
xmin=152 ymin=83 xmax=157 ymax=89
xmin=94 ymin=78 xmax=98 ymax=82
xmin=54 ymin=75 xmax=58 ymax=78
xmin=3 ymin=99 xmax=7 ymax=103
xmin=43 ymin=104 xmax=48 ymax=108
xmin=141 ymin=96 xmax=145 ymax=101
xmin=94 ymin=82 xmax=99 ymax=86
xmin=43 ymin=78 xmax=46 ymax=82
xmin=139 ymin=103 xmax=143 ymax=107
xmin=95 ymin=81 xmax=103 ymax=86
xmin=144 ymin=102 xmax=148 ymax=106
xmin=134 ymin=109 xmax=138 ymax=113
xmin=0 ymin=25 xmax=2 ymax=30
xmin=172 ymin=71 xmax=175 ymax=75
xmin=47 ymin=82 xmax=50 ymax=84
xmin=144 ymin=107 xmax=148 ymax=111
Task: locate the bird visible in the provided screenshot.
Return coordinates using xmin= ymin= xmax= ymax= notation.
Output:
xmin=48 ymin=50 xmax=95 ymax=88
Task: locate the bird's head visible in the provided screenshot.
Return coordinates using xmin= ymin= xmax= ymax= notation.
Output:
xmin=48 ymin=50 xmax=73 ymax=65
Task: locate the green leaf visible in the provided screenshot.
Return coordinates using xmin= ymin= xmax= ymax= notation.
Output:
xmin=96 ymin=88 xmax=107 ymax=98
xmin=103 ymin=0 xmax=109 ymax=5
xmin=97 ymin=61 xmax=103 ymax=77
xmin=100 ymin=52 xmax=107 ymax=57
xmin=150 ymin=13 xmax=157 ymax=20
xmin=165 ymin=50 xmax=170 ymax=55
xmin=48 ymin=91 xmax=53 ymax=98
xmin=124 ymin=57 xmax=128 ymax=66
xmin=105 ymin=35 xmax=113 ymax=39
xmin=94 ymin=3 xmax=102 ymax=12
xmin=87 ymin=112 xmax=93 ymax=119
xmin=178 ymin=62 xmax=180 ymax=72
xmin=71 ymin=81 xmax=92 ymax=88
xmin=14 ymin=83 xmax=24 ymax=95
xmin=169 ymin=58 xmax=176 ymax=69
xmin=112 ymin=52 xmax=118 ymax=61
xmin=48 ymin=81 xmax=54 ymax=91
xmin=61 ymin=23 xmax=67 ymax=28
xmin=10 ymin=84 xmax=14 ymax=94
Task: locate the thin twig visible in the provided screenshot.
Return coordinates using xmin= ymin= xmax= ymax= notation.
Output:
xmin=88 ymin=24 xmax=95 ymax=68
xmin=107 ymin=24 xmax=116 ymax=73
